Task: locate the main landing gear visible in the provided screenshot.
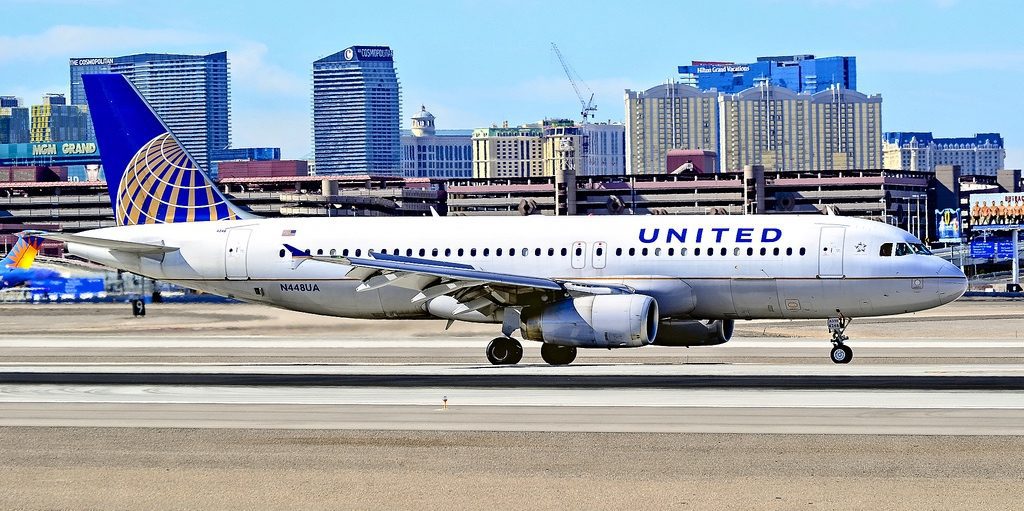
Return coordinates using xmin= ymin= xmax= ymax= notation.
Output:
xmin=484 ymin=338 xmax=578 ymax=366
xmin=540 ymin=343 xmax=577 ymax=366
xmin=827 ymin=316 xmax=853 ymax=364
xmin=485 ymin=337 xmax=523 ymax=365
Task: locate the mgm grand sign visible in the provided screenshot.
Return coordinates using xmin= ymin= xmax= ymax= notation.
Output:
xmin=30 ymin=142 xmax=98 ymax=157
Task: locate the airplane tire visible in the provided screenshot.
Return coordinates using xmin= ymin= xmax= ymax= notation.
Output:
xmin=541 ymin=343 xmax=577 ymax=366
xmin=830 ymin=345 xmax=853 ymax=364
xmin=486 ymin=337 xmax=522 ymax=365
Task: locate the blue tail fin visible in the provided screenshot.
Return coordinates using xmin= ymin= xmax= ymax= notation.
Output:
xmin=83 ymin=73 xmax=252 ymax=225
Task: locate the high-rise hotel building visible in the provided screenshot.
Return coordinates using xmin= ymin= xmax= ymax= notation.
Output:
xmin=718 ymin=85 xmax=882 ymax=171
xmin=624 ymin=82 xmax=719 ymax=175
xmin=313 ymin=46 xmax=401 ymax=176
xmin=69 ymin=52 xmax=230 ymax=171
xmin=472 ymin=125 xmax=544 ymax=179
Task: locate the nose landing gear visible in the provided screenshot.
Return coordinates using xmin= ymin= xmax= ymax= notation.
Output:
xmin=827 ymin=315 xmax=853 ymax=364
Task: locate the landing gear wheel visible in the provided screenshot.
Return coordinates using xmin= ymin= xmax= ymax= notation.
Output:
xmin=830 ymin=344 xmax=853 ymax=364
xmin=486 ymin=337 xmax=522 ymax=365
xmin=540 ymin=343 xmax=577 ymax=366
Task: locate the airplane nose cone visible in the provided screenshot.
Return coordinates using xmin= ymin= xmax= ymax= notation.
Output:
xmin=935 ymin=259 xmax=968 ymax=305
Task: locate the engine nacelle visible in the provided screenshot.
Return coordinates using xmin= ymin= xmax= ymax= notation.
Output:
xmin=653 ymin=319 xmax=734 ymax=346
xmin=521 ymin=294 xmax=659 ymax=348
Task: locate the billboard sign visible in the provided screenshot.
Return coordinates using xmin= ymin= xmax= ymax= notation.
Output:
xmin=970 ymin=237 xmax=1016 ymax=260
xmin=969 ymin=192 xmax=1024 ymax=231
xmin=935 ymin=208 xmax=962 ymax=242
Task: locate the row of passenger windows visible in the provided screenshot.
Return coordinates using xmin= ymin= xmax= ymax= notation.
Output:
xmin=278 ymin=246 xmax=808 ymax=259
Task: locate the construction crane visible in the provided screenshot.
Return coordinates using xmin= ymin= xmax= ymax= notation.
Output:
xmin=551 ymin=42 xmax=596 ymax=124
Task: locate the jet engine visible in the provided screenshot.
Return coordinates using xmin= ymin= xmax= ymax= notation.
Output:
xmin=520 ymin=294 xmax=659 ymax=348
xmin=653 ymin=319 xmax=734 ymax=346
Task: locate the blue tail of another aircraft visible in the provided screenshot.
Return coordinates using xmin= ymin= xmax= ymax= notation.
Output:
xmin=82 ymin=73 xmax=252 ymax=226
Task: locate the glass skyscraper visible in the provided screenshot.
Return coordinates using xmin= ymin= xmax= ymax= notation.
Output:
xmin=678 ymin=55 xmax=856 ymax=94
xmin=313 ymin=46 xmax=401 ymax=176
xmin=69 ymin=52 xmax=230 ymax=170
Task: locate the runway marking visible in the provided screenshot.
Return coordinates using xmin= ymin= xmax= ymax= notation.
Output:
xmin=1 ymin=385 xmax=1023 ymax=410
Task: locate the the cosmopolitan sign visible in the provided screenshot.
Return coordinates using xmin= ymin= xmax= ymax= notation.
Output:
xmin=344 ymin=47 xmax=393 ymax=61
xmin=969 ymin=192 xmax=1024 ymax=231
xmin=69 ymin=58 xmax=114 ymax=66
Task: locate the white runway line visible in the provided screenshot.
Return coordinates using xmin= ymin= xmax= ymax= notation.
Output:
xmin=1 ymin=384 xmax=1023 ymax=409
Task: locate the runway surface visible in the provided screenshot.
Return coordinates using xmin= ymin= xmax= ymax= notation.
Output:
xmin=2 ymin=302 xmax=1024 ymax=509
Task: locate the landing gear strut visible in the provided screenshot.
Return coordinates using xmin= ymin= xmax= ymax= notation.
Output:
xmin=540 ymin=343 xmax=577 ymax=366
xmin=486 ymin=337 xmax=523 ymax=365
xmin=827 ymin=315 xmax=853 ymax=364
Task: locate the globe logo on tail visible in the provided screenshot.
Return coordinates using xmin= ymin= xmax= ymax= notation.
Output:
xmin=116 ymin=133 xmax=240 ymax=225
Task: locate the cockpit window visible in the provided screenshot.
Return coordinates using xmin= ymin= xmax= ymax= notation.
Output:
xmin=879 ymin=243 xmax=893 ymax=257
xmin=911 ymin=243 xmax=932 ymax=255
xmin=895 ymin=243 xmax=912 ymax=256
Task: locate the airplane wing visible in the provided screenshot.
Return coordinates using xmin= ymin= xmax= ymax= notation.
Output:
xmin=20 ymin=231 xmax=179 ymax=256
xmin=283 ymin=244 xmax=631 ymax=317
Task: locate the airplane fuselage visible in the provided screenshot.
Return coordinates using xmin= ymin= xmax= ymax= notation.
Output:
xmin=68 ymin=214 xmax=967 ymax=323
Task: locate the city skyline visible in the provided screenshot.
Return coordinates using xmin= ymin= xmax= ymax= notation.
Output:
xmin=0 ymin=0 xmax=1020 ymax=169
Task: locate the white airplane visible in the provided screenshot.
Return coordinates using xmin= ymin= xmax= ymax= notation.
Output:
xmin=32 ymin=74 xmax=968 ymax=365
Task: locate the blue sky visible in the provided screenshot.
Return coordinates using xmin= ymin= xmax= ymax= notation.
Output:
xmin=1 ymin=0 xmax=1021 ymax=167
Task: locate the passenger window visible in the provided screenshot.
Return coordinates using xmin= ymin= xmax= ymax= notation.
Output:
xmin=695 ymin=248 xmax=701 ymax=256
xmin=406 ymin=249 xmax=413 ymax=256
xmin=343 ymin=249 xmax=350 ymax=257
xmin=747 ymin=247 xmax=754 ymax=256
xmin=317 ymin=249 xmax=323 ymax=256
xmin=471 ymin=248 xmax=477 ymax=257
xmin=279 ymin=249 xmax=286 ymax=258
xmin=720 ymin=247 xmax=727 ymax=256
xmin=575 ymin=247 xmax=583 ymax=257
xmin=654 ymin=248 xmax=661 ymax=256
xmin=497 ymin=248 xmax=503 ymax=256
xmin=879 ymin=243 xmax=893 ymax=257
xmin=509 ymin=248 xmax=515 ymax=256
xmin=444 ymin=248 xmax=451 ymax=257
xmin=483 ymin=248 xmax=489 ymax=256
xmin=597 ymin=247 xmax=605 ymax=256
xmin=786 ymin=247 xmax=792 ymax=256
xmin=432 ymin=248 xmax=439 ymax=257
xmin=458 ymin=248 xmax=464 ymax=257
xmin=773 ymin=248 xmax=780 ymax=256
xmin=707 ymin=248 xmax=713 ymax=257
xmin=615 ymin=248 xmax=622 ymax=256
xmin=681 ymin=248 xmax=687 ymax=256
xmin=561 ymin=248 xmax=568 ymax=256
xmin=419 ymin=249 xmax=425 ymax=257
xmin=330 ymin=249 xmax=337 ymax=256
xmin=642 ymin=248 xmax=649 ymax=256
xmin=734 ymin=247 xmax=740 ymax=256
xmin=355 ymin=249 xmax=362 ymax=257
xmin=629 ymin=248 xmax=636 ymax=256
xmin=760 ymin=248 xmax=767 ymax=256
xmin=548 ymin=248 xmax=554 ymax=256
xmin=799 ymin=247 xmax=806 ymax=256
xmin=668 ymin=248 xmax=674 ymax=256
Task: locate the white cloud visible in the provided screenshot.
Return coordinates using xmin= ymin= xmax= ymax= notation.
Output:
xmin=230 ymin=42 xmax=307 ymax=97
xmin=0 ymin=25 xmax=213 ymax=63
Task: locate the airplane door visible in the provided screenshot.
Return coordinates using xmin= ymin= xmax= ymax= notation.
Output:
xmin=225 ymin=229 xmax=252 ymax=280
xmin=818 ymin=226 xmax=845 ymax=278
xmin=571 ymin=241 xmax=586 ymax=269
xmin=592 ymin=241 xmax=607 ymax=269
